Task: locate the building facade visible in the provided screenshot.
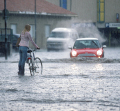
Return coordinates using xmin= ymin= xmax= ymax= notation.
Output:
xmin=0 ymin=0 xmax=77 ymax=48
xmin=0 ymin=0 xmax=120 ymax=47
xmin=46 ymin=0 xmax=120 ymax=46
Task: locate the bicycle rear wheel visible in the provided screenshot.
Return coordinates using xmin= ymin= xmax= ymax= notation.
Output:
xmin=34 ymin=57 xmax=43 ymax=74
xmin=28 ymin=59 xmax=35 ymax=76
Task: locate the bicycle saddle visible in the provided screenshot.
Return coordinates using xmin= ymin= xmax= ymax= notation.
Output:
xmin=27 ymin=49 xmax=32 ymax=53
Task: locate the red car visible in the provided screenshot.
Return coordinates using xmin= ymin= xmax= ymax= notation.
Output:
xmin=70 ymin=38 xmax=106 ymax=58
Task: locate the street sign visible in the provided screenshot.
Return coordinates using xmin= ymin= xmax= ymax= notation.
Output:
xmin=105 ymin=23 xmax=120 ymax=28
xmin=2 ymin=9 xmax=9 ymax=19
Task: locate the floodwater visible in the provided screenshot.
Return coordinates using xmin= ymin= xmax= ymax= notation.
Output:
xmin=0 ymin=47 xmax=120 ymax=111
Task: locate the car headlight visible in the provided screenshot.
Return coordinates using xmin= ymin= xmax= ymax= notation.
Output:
xmin=97 ymin=50 xmax=102 ymax=56
xmin=71 ymin=50 xmax=77 ymax=57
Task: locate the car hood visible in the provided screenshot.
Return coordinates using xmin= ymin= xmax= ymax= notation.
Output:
xmin=47 ymin=38 xmax=70 ymax=43
xmin=75 ymin=48 xmax=102 ymax=54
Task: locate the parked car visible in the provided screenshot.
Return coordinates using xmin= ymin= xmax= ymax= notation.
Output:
xmin=69 ymin=38 xmax=106 ymax=58
xmin=46 ymin=28 xmax=79 ymax=51
xmin=12 ymin=34 xmax=20 ymax=51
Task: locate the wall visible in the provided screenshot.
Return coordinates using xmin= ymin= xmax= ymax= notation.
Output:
xmin=47 ymin=0 xmax=120 ymax=24
xmin=69 ymin=0 xmax=97 ymax=22
xmin=0 ymin=14 xmax=72 ymax=48
xmin=45 ymin=0 xmax=59 ymax=6
xmin=105 ymin=0 xmax=120 ymax=23
xmin=46 ymin=0 xmax=97 ymax=22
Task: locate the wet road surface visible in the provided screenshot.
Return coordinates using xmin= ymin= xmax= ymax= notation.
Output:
xmin=0 ymin=47 xmax=120 ymax=111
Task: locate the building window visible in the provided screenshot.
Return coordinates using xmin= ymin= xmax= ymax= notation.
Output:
xmin=60 ymin=0 xmax=67 ymax=9
xmin=11 ymin=24 xmax=17 ymax=34
xmin=97 ymin=0 xmax=105 ymax=22
xmin=30 ymin=25 xmax=35 ymax=38
xmin=45 ymin=25 xmax=50 ymax=38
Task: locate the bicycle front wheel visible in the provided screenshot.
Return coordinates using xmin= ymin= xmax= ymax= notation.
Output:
xmin=34 ymin=57 xmax=43 ymax=74
xmin=28 ymin=59 xmax=35 ymax=76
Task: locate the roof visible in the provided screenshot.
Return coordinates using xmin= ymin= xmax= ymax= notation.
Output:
xmin=0 ymin=0 xmax=77 ymax=16
xmin=77 ymin=38 xmax=98 ymax=40
xmin=52 ymin=28 xmax=76 ymax=32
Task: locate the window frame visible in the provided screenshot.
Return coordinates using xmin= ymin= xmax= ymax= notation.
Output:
xmin=45 ymin=25 xmax=50 ymax=38
xmin=97 ymin=0 xmax=105 ymax=23
xmin=60 ymin=0 xmax=67 ymax=9
xmin=30 ymin=24 xmax=35 ymax=38
xmin=11 ymin=24 xmax=17 ymax=34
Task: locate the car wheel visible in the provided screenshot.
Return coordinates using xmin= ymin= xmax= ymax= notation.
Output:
xmin=102 ymin=52 xmax=104 ymax=58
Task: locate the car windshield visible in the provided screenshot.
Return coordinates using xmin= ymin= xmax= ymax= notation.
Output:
xmin=73 ymin=40 xmax=101 ymax=49
xmin=49 ymin=32 xmax=69 ymax=38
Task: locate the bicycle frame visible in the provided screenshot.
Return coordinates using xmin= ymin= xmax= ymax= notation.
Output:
xmin=26 ymin=49 xmax=43 ymax=75
xmin=27 ymin=49 xmax=35 ymax=63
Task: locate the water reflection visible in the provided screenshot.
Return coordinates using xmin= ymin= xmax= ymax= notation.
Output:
xmin=94 ymin=64 xmax=104 ymax=71
xmin=71 ymin=64 xmax=79 ymax=71
xmin=65 ymin=108 xmax=78 ymax=111
xmin=0 ymin=48 xmax=120 ymax=111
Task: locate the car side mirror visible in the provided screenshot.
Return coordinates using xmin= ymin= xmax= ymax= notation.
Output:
xmin=102 ymin=45 xmax=106 ymax=48
xmin=68 ymin=46 xmax=72 ymax=50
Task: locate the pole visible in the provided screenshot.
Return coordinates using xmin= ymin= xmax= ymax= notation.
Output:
xmin=35 ymin=0 xmax=36 ymax=43
xmin=70 ymin=0 xmax=72 ymax=11
xmin=4 ymin=0 xmax=7 ymax=60
xmin=109 ymin=31 xmax=111 ymax=47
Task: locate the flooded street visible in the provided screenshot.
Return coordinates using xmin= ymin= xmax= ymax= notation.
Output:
xmin=0 ymin=47 xmax=120 ymax=111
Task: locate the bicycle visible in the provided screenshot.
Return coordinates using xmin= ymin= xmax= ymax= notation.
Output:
xmin=26 ymin=48 xmax=43 ymax=76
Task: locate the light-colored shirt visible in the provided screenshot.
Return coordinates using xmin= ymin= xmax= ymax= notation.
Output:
xmin=19 ymin=31 xmax=38 ymax=48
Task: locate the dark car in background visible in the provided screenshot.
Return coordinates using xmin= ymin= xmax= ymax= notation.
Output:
xmin=0 ymin=34 xmax=13 ymax=56
xmin=12 ymin=34 xmax=20 ymax=51
xmin=0 ymin=34 xmax=20 ymax=55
